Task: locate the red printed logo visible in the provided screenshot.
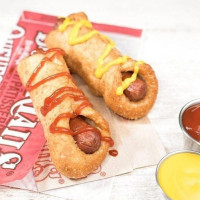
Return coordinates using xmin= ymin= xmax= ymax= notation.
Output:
xmin=0 ymin=13 xmax=56 ymax=183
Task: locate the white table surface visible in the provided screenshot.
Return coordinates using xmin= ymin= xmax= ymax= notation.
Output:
xmin=0 ymin=0 xmax=200 ymax=199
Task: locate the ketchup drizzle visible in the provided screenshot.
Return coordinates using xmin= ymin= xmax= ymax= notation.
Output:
xmin=40 ymin=87 xmax=87 ymax=116
xmin=75 ymin=101 xmax=92 ymax=115
xmin=73 ymin=126 xmax=100 ymax=136
xmin=27 ymin=71 xmax=69 ymax=91
xmin=26 ymin=48 xmax=66 ymax=91
xmin=109 ymin=150 xmax=118 ymax=157
xmin=50 ymin=113 xmax=76 ymax=135
xmin=101 ymin=137 xmax=114 ymax=147
xmin=26 ymin=48 xmax=117 ymax=156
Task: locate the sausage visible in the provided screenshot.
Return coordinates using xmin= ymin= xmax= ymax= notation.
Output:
xmin=122 ymin=72 xmax=147 ymax=101
xmin=69 ymin=117 xmax=101 ymax=154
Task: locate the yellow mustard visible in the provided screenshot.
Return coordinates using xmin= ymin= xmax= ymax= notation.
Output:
xmin=158 ymin=152 xmax=200 ymax=200
xmin=58 ymin=18 xmax=98 ymax=45
xmin=58 ymin=17 xmax=143 ymax=95
xmin=58 ymin=17 xmax=75 ymax=31
xmin=116 ymin=61 xmax=143 ymax=95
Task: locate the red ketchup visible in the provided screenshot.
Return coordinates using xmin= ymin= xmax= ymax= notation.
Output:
xmin=109 ymin=150 xmax=118 ymax=157
xmin=182 ymin=103 xmax=200 ymax=142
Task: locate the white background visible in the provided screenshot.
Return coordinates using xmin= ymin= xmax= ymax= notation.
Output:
xmin=0 ymin=0 xmax=200 ymax=199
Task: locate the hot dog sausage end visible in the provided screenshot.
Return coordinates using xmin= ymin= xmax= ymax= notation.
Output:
xmin=69 ymin=117 xmax=101 ymax=154
xmin=122 ymin=72 xmax=147 ymax=101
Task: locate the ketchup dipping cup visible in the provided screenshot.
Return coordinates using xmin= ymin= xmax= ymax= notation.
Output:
xmin=179 ymin=98 xmax=200 ymax=151
xmin=156 ymin=151 xmax=200 ymax=200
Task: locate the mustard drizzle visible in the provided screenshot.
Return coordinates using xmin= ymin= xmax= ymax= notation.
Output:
xmin=116 ymin=61 xmax=144 ymax=95
xmin=58 ymin=17 xmax=144 ymax=95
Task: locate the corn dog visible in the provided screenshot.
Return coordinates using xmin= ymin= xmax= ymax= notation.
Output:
xmin=45 ymin=12 xmax=158 ymax=119
xmin=17 ymin=48 xmax=114 ymax=179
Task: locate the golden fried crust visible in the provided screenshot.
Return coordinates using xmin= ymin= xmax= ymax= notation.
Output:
xmin=17 ymin=52 xmax=109 ymax=179
xmin=45 ymin=12 xmax=158 ymax=119
xmin=103 ymin=60 xmax=158 ymax=119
